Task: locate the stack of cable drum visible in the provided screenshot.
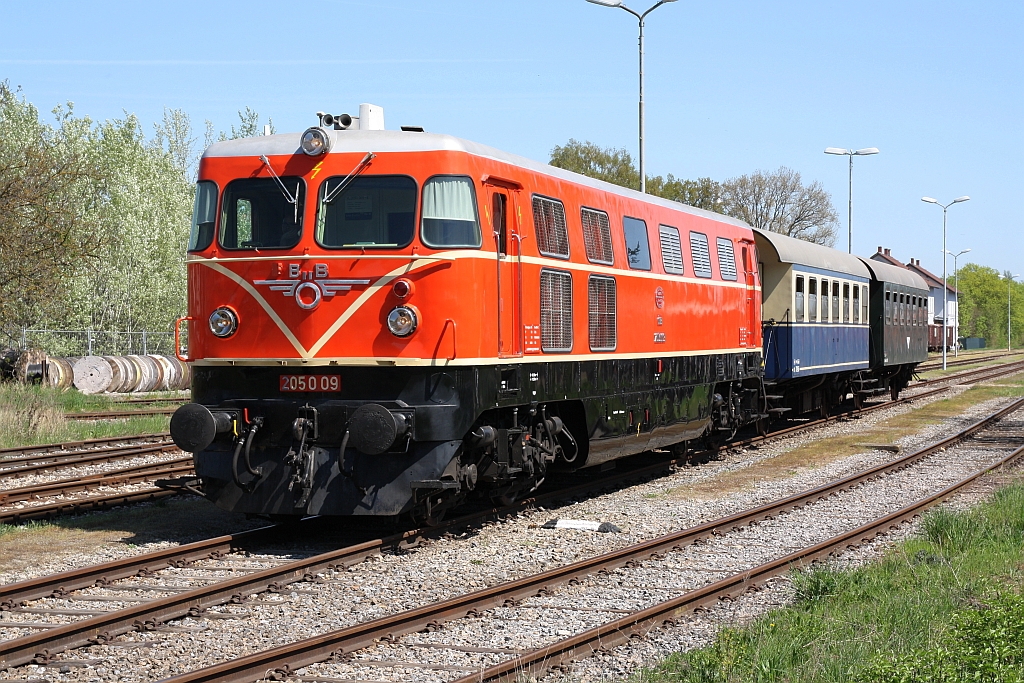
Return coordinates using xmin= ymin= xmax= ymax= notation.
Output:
xmin=70 ymin=355 xmax=191 ymax=394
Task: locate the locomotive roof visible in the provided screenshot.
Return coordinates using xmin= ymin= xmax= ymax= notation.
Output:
xmin=752 ymin=228 xmax=871 ymax=279
xmin=859 ymin=257 xmax=929 ymax=291
xmin=202 ymin=130 xmax=752 ymax=230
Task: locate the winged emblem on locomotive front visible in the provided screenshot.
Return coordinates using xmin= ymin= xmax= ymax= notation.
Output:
xmin=254 ymin=262 xmax=370 ymax=310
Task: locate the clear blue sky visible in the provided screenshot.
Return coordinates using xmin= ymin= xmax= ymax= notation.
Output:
xmin=2 ymin=0 xmax=1020 ymax=279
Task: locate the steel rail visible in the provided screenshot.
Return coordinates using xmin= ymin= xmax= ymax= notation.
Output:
xmin=0 ymin=457 xmax=193 ymax=504
xmin=150 ymin=397 xmax=1024 ymax=683
xmin=0 ymin=488 xmax=181 ymax=525
xmin=911 ymin=358 xmax=1024 ymax=386
xmin=2 ymin=365 xmax=1020 ymax=670
xmin=458 ymin=446 xmax=1024 ymax=682
xmin=0 ymin=443 xmax=179 ymax=479
xmin=0 ymin=433 xmax=171 ymax=460
xmin=64 ymin=408 xmax=177 ymax=421
xmin=918 ymin=350 xmax=1020 ymax=371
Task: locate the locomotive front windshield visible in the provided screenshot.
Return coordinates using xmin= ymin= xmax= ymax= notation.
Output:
xmin=316 ymin=175 xmax=417 ymax=248
xmin=219 ymin=177 xmax=305 ymax=250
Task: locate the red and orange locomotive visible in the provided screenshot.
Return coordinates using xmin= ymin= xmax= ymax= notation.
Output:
xmin=170 ymin=105 xmax=764 ymax=522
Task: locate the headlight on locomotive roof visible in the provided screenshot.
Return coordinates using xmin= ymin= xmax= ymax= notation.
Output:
xmin=387 ymin=306 xmax=418 ymax=338
xmin=300 ymin=126 xmax=331 ymax=156
xmin=209 ymin=307 xmax=239 ymax=338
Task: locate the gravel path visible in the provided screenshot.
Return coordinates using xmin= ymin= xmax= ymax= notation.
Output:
xmin=0 ymin=382 xmax=1018 ymax=682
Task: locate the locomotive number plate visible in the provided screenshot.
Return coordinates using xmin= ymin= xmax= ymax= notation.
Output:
xmin=279 ymin=375 xmax=341 ymax=392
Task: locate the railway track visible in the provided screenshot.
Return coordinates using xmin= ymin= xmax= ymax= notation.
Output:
xmin=145 ymin=398 xmax=1024 ymax=683
xmin=0 ymin=433 xmax=171 ymax=460
xmin=63 ymin=407 xmax=178 ymax=421
xmin=918 ymin=350 xmax=1021 ymax=372
xmin=1 ymin=383 xmax=1021 ymax=676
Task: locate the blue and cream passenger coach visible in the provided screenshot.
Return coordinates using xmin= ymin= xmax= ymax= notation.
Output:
xmin=754 ymin=229 xmax=871 ymax=416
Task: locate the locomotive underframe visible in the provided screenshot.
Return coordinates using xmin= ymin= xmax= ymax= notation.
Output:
xmin=186 ymin=351 xmax=763 ymax=520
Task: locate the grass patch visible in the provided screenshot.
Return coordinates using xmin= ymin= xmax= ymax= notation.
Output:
xmin=0 ymin=383 xmax=170 ymax=451
xmin=668 ymin=373 xmax=1024 ymax=501
xmin=634 ymin=480 xmax=1024 ymax=682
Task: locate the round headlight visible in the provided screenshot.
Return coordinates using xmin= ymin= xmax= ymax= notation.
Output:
xmin=300 ymin=127 xmax=331 ymax=156
xmin=209 ymin=307 xmax=239 ymax=338
xmin=387 ymin=306 xmax=418 ymax=338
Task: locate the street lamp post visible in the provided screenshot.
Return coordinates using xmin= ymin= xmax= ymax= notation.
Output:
xmin=586 ymin=0 xmax=677 ymax=194
xmin=922 ymin=196 xmax=970 ymax=371
xmin=1009 ymin=274 xmax=1021 ymax=352
xmin=944 ymin=248 xmax=971 ymax=357
xmin=824 ymin=147 xmax=879 ymax=254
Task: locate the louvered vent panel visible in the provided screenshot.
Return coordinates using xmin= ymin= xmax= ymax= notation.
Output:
xmin=588 ymin=275 xmax=617 ymax=351
xmin=690 ymin=231 xmax=713 ymax=278
xmin=659 ymin=226 xmax=684 ymax=275
xmin=717 ymin=237 xmax=737 ymax=281
xmin=532 ymin=196 xmax=569 ymax=259
xmin=540 ymin=269 xmax=573 ymax=352
xmin=581 ymin=208 xmax=614 ymax=264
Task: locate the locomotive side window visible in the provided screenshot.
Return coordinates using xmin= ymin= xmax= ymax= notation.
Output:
xmin=421 ymin=176 xmax=481 ymax=248
xmin=689 ymin=232 xmax=713 ymax=278
xmin=540 ymin=269 xmax=573 ymax=352
xmin=821 ymin=280 xmax=829 ymax=322
xmin=808 ymin=278 xmax=817 ymax=322
xmin=795 ymin=275 xmax=805 ymax=322
xmin=581 ymin=208 xmax=614 ymax=265
xmin=493 ymin=193 xmax=507 ymax=255
xmin=659 ymin=226 xmax=684 ymax=275
xmin=588 ymin=275 xmax=617 ymax=351
xmin=219 ymin=177 xmax=305 ymax=250
xmin=532 ymin=195 xmax=569 ymax=259
xmin=316 ymin=175 xmax=417 ymax=249
xmin=622 ymin=217 xmax=651 ymax=270
xmin=843 ymin=283 xmax=850 ymax=322
xmin=852 ymin=285 xmax=860 ymax=323
xmin=716 ymin=237 xmax=738 ymax=281
xmin=189 ymin=181 xmax=218 ymax=252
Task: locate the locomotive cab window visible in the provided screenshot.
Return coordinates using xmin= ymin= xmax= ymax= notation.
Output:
xmin=493 ymin=193 xmax=508 ymax=255
xmin=421 ymin=175 xmax=481 ymax=248
xmin=219 ymin=177 xmax=305 ymax=250
xmin=795 ymin=275 xmax=805 ymax=322
xmin=316 ymin=175 xmax=417 ymax=248
xmin=189 ymin=180 xmax=218 ymax=252
xmin=623 ymin=216 xmax=651 ymax=270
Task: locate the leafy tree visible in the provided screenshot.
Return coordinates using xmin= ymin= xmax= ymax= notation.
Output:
xmin=719 ymin=167 xmax=839 ymax=246
xmin=549 ymin=139 xmax=721 ymax=211
xmin=219 ymin=107 xmax=274 ymax=142
xmin=953 ymin=264 xmax=1024 ymax=348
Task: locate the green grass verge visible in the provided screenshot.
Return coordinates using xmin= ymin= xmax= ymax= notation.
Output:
xmin=634 ymin=483 xmax=1024 ymax=683
xmin=0 ymin=383 xmax=170 ymax=450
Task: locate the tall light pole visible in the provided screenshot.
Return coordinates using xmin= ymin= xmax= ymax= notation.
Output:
xmin=1009 ymin=274 xmax=1021 ymax=352
xmin=587 ymin=0 xmax=677 ymax=194
xmin=824 ymin=147 xmax=879 ymax=253
xmin=944 ymin=248 xmax=971 ymax=357
xmin=922 ymin=195 xmax=970 ymax=370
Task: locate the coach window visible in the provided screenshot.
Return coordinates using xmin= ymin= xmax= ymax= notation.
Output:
xmin=852 ymin=285 xmax=860 ymax=323
xmin=862 ymin=286 xmax=869 ymax=323
xmin=885 ymin=290 xmax=891 ymax=325
xmin=808 ymin=278 xmax=817 ymax=322
xmin=623 ymin=217 xmax=652 ymax=270
xmin=832 ymin=281 xmax=840 ymax=322
xmin=820 ymin=280 xmax=827 ymax=322
xmin=189 ymin=181 xmax=218 ymax=252
xmin=795 ymin=276 xmax=805 ymax=322
xmin=420 ymin=176 xmax=481 ymax=248
xmin=316 ymin=175 xmax=417 ymax=248
xmin=842 ymin=283 xmax=850 ymax=322
xmin=219 ymin=177 xmax=305 ymax=250
xmin=901 ymin=293 xmax=906 ymax=325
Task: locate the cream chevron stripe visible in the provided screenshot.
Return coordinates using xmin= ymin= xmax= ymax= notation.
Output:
xmin=200 ymin=260 xmax=310 ymax=357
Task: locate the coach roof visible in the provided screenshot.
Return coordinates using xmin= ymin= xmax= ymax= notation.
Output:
xmin=202 ymin=129 xmax=752 ymax=230
xmin=859 ymin=257 xmax=929 ymax=290
xmin=753 ymin=228 xmax=871 ymax=279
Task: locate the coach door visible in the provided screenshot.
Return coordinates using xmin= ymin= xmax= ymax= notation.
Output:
xmin=489 ymin=184 xmax=523 ymax=358
xmin=740 ymin=241 xmax=758 ymax=347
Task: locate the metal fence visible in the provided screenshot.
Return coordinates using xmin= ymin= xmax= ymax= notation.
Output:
xmin=8 ymin=329 xmax=178 ymax=357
